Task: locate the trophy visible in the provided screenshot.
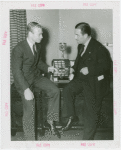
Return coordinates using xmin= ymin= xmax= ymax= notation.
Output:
xmin=59 ymin=43 xmax=66 ymax=59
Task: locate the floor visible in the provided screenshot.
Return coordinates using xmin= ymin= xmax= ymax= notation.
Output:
xmin=11 ymin=127 xmax=113 ymax=141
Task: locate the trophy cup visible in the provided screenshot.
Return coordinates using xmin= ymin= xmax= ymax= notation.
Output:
xmin=59 ymin=43 xmax=66 ymax=59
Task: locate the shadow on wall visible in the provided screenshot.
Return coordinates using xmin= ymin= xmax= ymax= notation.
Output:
xmin=66 ymin=46 xmax=72 ymax=59
xmin=40 ymin=27 xmax=50 ymax=63
xmin=91 ymin=28 xmax=98 ymax=39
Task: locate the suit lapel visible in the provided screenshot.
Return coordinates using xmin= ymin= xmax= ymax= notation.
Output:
xmin=73 ymin=44 xmax=82 ymax=70
xmin=24 ymin=40 xmax=34 ymax=59
xmin=81 ymin=38 xmax=95 ymax=62
xmin=23 ymin=40 xmax=40 ymax=63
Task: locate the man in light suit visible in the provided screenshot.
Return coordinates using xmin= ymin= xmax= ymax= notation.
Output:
xmin=11 ymin=22 xmax=60 ymax=140
xmin=62 ymin=22 xmax=111 ymax=140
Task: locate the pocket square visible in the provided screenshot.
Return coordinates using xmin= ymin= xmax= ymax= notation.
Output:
xmin=98 ymin=75 xmax=104 ymax=81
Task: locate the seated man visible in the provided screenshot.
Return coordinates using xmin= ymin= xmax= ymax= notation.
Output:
xmin=11 ymin=22 xmax=60 ymax=140
xmin=62 ymin=22 xmax=111 ymax=140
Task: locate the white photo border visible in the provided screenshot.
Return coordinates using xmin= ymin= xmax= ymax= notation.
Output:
xmin=0 ymin=1 xmax=120 ymax=149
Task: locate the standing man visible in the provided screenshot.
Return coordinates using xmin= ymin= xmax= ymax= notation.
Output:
xmin=62 ymin=22 xmax=111 ymax=140
xmin=11 ymin=22 xmax=60 ymax=140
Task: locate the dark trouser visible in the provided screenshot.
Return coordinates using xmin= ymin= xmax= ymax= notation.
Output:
xmin=63 ymin=78 xmax=101 ymax=140
xmin=20 ymin=77 xmax=60 ymax=141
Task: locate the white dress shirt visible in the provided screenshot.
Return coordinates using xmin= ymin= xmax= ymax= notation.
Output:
xmin=81 ymin=36 xmax=91 ymax=56
xmin=27 ymin=38 xmax=36 ymax=55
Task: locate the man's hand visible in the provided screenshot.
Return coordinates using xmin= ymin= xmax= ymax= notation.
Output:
xmin=70 ymin=68 xmax=75 ymax=74
xmin=69 ymin=73 xmax=74 ymax=80
xmin=48 ymin=66 xmax=58 ymax=73
xmin=24 ymin=88 xmax=34 ymax=100
xmin=80 ymin=67 xmax=89 ymax=75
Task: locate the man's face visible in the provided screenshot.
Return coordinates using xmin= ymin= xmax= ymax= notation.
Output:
xmin=31 ymin=27 xmax=43 ymax=43
xmin=75 ymin=28 xmax=87 ymax=44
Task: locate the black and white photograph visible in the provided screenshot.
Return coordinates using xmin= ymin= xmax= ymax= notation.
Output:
xmin=10 ymin=9 xmax=113 ymax=141
xmin=0 ymin=1 xmax=120 ymax=149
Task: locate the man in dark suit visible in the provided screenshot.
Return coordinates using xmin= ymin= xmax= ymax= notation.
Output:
xmin=11 ymin=22 xmax=60 ymax=140
xmin=62 ymin=22 xmax=111 ymax=140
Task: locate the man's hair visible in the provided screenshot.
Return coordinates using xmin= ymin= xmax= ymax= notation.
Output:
xmin=27 ymin=22 xmax=42 ymax=34
xmin=75 ymin=22 xmax=91 ymax=36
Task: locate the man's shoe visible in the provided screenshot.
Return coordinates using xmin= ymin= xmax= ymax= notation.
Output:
xmin=62 ymin=116 xmax=75 ymax=131
xmin=50 ymin=123 xmax=61 ymax=139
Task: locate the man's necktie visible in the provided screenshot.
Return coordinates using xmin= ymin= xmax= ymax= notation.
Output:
xmin=33 ymin=44 xmax=37 ymax=58
xmin=79 ymin=44 xmax=85 ymax=57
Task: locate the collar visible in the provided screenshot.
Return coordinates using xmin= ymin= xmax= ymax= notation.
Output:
xmin=84 ymin=36 xmax=91 ymax=49
xmin=27 ymin=38 xmax=35 ymax=49
xmin=80 ymin=36 xmax=91 ymax=57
